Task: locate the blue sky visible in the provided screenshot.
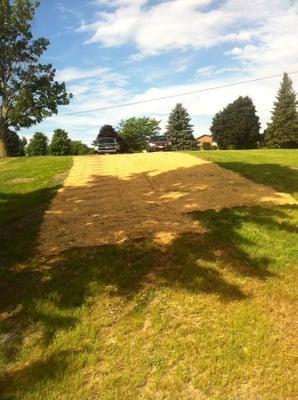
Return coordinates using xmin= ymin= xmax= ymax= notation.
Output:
xmin=23 ymin=0 xmax=298 ymax=145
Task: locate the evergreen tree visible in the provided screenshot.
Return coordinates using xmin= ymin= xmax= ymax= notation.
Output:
xmin=49 ymin=129 xmax=71 ymax=155
xmin=211 ymin=96 xmax=260 ymax=149
xmin=93 ymin=124 xmax=129 ymax=153
xmin=0 ymin=0 xmax=71 ymax=158
xmin=165 ymin=103 xmax=195 ymax=150
xmin=97 ymin=124 xmax=118 ymax=139
xmin=265 ymin=73 xmax=298 ymax=148
xmin=26 ymin=132 xmax=48 ymax=156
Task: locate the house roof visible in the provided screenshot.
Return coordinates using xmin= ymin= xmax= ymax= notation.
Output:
xmin=196 ymin=134 xmax=212 ymax=140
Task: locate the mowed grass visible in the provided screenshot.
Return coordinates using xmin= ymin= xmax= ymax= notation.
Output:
xmin=0 ymin=151 xmax=297 ymax=400
xmin=0 ymin=156 xmax=73 ymax=226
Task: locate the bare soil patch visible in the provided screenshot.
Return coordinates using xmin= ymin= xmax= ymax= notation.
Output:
xmin=8 ymin=177 xmax=35 ymax=184
xmin=38 ymin=152 xmax=296 ymax=254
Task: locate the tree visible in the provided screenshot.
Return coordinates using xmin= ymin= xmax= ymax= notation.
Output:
xmin=165 ymin=103 xmax=195 ymax=150
xmin=0 ymin=0 xmax=72 ymax=158
xmin=210 ymin=96 xmax=260 ymax=149
xmin=93 ymin=124 xmax=129 ymax=153
xmin=118 ymin=117 xmax=160 ymax=152
xmin=96 ymin=124 xmax=118 ymax=140
xmin=26 ymin=131 xmax=48 ymax=155
xmin=70 ymin=140 xmax=94 ymax=155
xmin=265 ymin=73 xmax=298 ymax=148
xmin=6 ymin=130 xmax=26 ymax=156
xmin=49 ymin=129 xmax=71 ymax=155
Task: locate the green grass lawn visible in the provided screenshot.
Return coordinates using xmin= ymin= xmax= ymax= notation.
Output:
xmin=0 ymin=151 xmax=297 ymax=400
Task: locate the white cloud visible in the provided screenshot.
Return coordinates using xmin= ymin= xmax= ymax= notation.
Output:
xmin=171 ymin=56 xmax=192 ymax=73
xmin=79 ymin=0 xmax=295 ymax=59
xmin=22 ymin=1 xmax=298 ymax=145
xmin=227 ymin=2 xmax=298 ymax=74
xmin=24 ymin=68 xmax=298 ymax=146
xmin=56 ymin=66 xmax=128 ymax=86
xmin=55 ymin=1 xmax=82 ymax=18
xmin=197 ymin=65 xmax=243 ymax=77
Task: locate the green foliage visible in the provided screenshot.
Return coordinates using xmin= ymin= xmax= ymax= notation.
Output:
xmin=165 ymin=103 xmax=195 ymax=150
xmin=26 ymin=132 xmax=48 ymax=156
xmin=6 ymin=130 xmax=27 ymax=156
xmin=49 ymin=129 xmax=71 ymax=156
xmin=0 ymin=152 xmax=297 ymax=400
xmin=70 ymin=140 xmax=94 ymax=155
xmin=0 ymin=0 xmax=72 ymax=157
xmin=118 ymin=117 xmax=160 ymax=152
xmin=211 ymin=96 xmax=260 ymax=149
xmin=94 ymin=124 xmax=129 ymax=152
xmin=97 ymin=124 xmax=118 ymax=139
xmin=265 ymin=73 xmax=298 ymax=148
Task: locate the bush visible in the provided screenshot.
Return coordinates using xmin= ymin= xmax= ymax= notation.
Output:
xmin=202 ymin=142 xmax=212 ymax=150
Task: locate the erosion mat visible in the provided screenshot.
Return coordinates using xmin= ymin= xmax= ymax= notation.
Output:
xmin=38 ymin=152 xmax=296 ymax=254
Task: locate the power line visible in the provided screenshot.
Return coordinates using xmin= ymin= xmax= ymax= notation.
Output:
xmin=58 ymin=70 xmax=298 ymax=117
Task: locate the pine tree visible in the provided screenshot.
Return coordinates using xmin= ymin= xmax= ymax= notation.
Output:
xmin=211 ymin=96 xmax=260 ymax=149
xmin=165 ymin=103 xmax=195 ymax=150
xmin=265 ymin=73 xmax=298 ymax=148
xmin=93 ymin=124 xmax=129 ymax=153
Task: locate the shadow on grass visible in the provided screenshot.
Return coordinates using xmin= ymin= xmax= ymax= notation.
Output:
xmin=210 ymin=161 xmax=298 ymax=198
xmin=1 ymin=201 xmax=297 ymax=357
xmin=0 ymin=158 xmax=297 ymax=398
xmin=0 ymin=187 xmax=62 ymax=268
xmin=0 ymin=350 xmax=79 ymax=397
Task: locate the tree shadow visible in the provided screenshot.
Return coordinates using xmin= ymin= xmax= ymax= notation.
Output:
xmin=1 ymin=204 xmax=297 ymax=368
xmin=210 ymin=161 xmax=298 ymax=198
xmin=0 ymin=158 xmax=297 ymax=398
xmin=0 ymin=187 xmax=62 ymax=269
xmin=0 ymin=349 xmax=79 ymax=399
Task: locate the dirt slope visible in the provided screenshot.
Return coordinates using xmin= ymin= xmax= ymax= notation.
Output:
xmin=38 ymin=152 xmax=296 ymax=254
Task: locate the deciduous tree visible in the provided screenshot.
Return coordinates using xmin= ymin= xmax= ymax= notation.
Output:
xmin=6 ymin=130 xmax=26 ymax=156
xmin=118 ymin=118 xmax=160 ymax=152
xmin=26 ymin=131 xmax=48 ymax=156
xmin=0 ymin=0 xmax=71 ymax=158
xmin=49 ymin=129 xmax=71 ymax=155
xmin=70 ymin=140 xmax=94 ymax=155
xmin=211 ymin=96 xmax=260 ymax=149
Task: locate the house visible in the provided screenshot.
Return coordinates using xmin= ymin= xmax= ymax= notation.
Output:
xmin=196 ymin=134 xmax=217 ymax=149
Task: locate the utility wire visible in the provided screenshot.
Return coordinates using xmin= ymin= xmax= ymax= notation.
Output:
xmin=58 ymin=70 xmax=298 ymax=117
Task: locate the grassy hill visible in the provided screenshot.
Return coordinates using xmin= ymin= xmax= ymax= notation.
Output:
xmin=0 ymin=151 xmax=297 ymax=400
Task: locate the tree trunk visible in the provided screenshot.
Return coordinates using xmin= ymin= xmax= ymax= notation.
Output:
xmin=0 ymin=124 xmax=8 ymax=158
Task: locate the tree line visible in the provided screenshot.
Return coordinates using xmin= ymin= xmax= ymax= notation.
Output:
xmin=5 ymin=72 xmax=298 ymax=157
xmin=211 ymin=73 xmax=298 ymax=149
xmin=93 ymin=103 xmax=196 ymax=153
xmin=19 ymin=129 xmax=94 ymax=156
xmin=93 ymin=73 xmax=298 ymax=153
